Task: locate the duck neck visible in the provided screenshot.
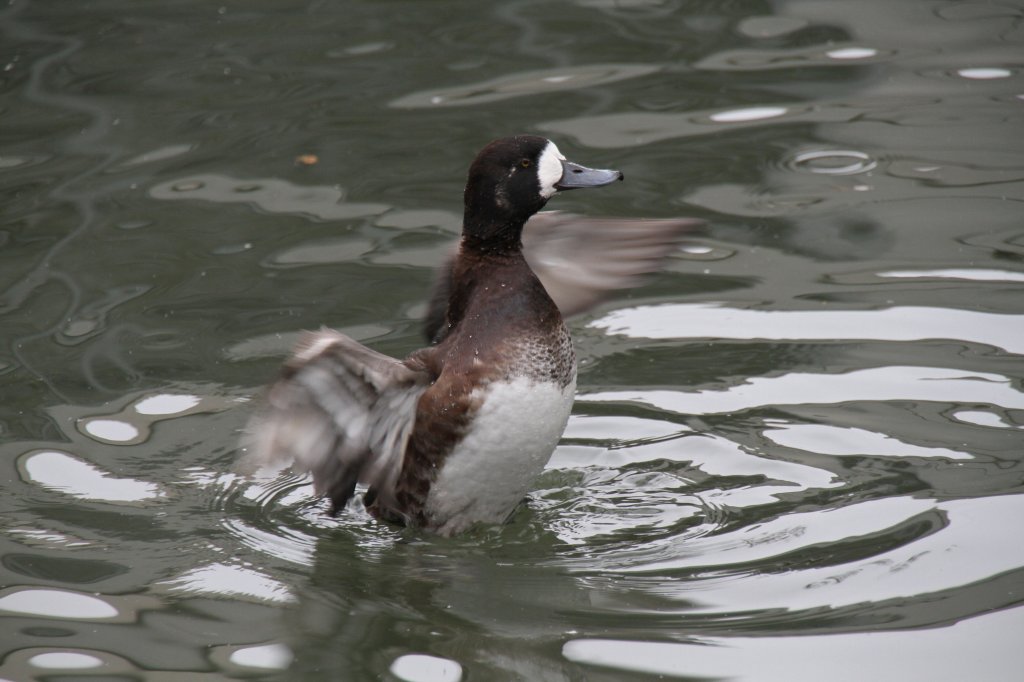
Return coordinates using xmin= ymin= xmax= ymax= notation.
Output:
xmin=460 ymin=215 xmax=527 ymax=258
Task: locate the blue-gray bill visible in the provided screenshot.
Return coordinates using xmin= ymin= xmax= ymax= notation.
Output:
xmin=555 ymin=160 xmax=623 ymax=190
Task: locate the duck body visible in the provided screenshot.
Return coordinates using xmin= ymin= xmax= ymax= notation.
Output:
xmin=246 ymin=135 xmax=694 ymax=536
xmin=393 ymin=252 xmax=576 ymax=534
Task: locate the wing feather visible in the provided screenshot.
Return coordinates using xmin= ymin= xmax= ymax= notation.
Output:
xmin=423 ymin=212 xmax=703 ymax=342
xmin=243 ymin=329 xmax=433 ymax=513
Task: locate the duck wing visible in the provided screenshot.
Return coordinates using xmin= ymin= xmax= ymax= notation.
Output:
xmin=243 ymin=328 xmax=433 ymax=514
xmin=424 ymin=212 xmax=703 ymax=342
xmin=522 ymin=212 xmax=704 ymax=318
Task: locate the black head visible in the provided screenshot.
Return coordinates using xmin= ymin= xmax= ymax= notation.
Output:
xmin=462 ymin=135 xmax=622 ymax=252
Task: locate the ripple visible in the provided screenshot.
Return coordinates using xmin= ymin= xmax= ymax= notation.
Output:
xmin=561 ymin=414 xmax=685 ymax=443
xmin=330 ymin=41 xmax=394 ymax=57
xmin=156 ymin=562 xmax=295 ymax=603
xmin=591 ymin=494 xmax=1024 ymax=614
xmin=114 ymin=143 xmax=194 ymax=169
xmin=8 ymin=527 xmax=93 ymax=549
xmin=149 ymin=174 xmax=389 ymax=221
xmin=224 ymin=325 xmax=390 ymax=361
xmin=390 ymin=63 xmax=659 ymax=108
xmin=786 ymin=149 xmax=877 ymax=175
xmin=222 ymin=517 xmax=318 ymax=566
xmin=736 ymin=16 xmax=809 ymax=39
xmin=0 ymin=153 xmax=50 ymax=170
xmin=270 ymin=237 xmax=375 ymax=266
xmin=535 ymin=468 xmax=707 ymax=547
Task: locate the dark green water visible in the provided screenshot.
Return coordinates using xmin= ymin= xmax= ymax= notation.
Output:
xmin=2 ymin=1 xmax=1023 ymax=680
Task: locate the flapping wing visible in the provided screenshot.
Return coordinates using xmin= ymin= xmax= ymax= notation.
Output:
xmin=522 ymin=212 xmax=704 ymax=318
xmin=423 ymin=212 xmax=703 ymax=342
xmin=243 ymin=328 xmax=433 ymax=514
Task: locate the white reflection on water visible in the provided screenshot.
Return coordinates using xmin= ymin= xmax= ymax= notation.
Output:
xmin=563 ymin=601 xmax=1024 ymax=681
xmin=696 ymin=43 xmax=883 ymax=71
xmin=764 ymin=423 xmax=972 ymax=459
xmin=80 ymin=419 xmax=140 ymax=443
xmin=957 ymin=67 xmax=1012 ymax=79
xmin=390 ymin=654 xmax=463 ymax=682
xmin=579 ymin=366 xmax=1024 ymax=416
xmin=76 ymin=390 xmax=239 ymax=446
xmin=116 ymin=143 xmax=193 ymax=169
xmin=28 ymin=652 xmax=104 ymax=670
xmin=827 ymin=47 xmax=879 ymax=60
xmin=158 ymin=563 xmax=295 ymax=603
xmin=561 ymin=415 xmax=685 ymax=442
xmin=390 ymin=63 xmax=658 ymax=108
xmin=133 ymin=393 xmax=201 ymax=415
xmin=20 ymin=450 xmax=163 ymax=503
xmin=953 ymin=410 xmax=1020 ymax=429
xmin=7 ymin=527 xmax=92 ymax=549
xmin=0 ymin=589 xmax=118 ymax=619
xmin=878 ymin=268 xmax=1024 ymax=283
xmin=709 ymin=106 xmax=788 ymax=123
xmin=228 ymin=643 xmax=294 ymax=670
xmin=589 ymin=303 xmax=1024 ymax=355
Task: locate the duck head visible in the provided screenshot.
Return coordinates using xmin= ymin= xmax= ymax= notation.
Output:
xmin=462 ymin=135 xmax=622 ymax=252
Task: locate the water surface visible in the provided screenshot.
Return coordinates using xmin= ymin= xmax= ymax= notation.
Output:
xmin=2 ymin=1 xmax=1023 ymax=680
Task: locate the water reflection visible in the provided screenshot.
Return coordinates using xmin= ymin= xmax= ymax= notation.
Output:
xmin=696 ymin=44 xmax=884 ymax=70
xmin=589 ymin=303 xmax=1024 ymax=356
xmin=20 ymin=450 xmax=163 ymax=502
xmin=157 ymin=563 xmax=295 ymax=603
xmin=581 ymin=364 xmax=1024 ymax=414
xmin=0 ymin=589 xmax=118 ymax=620
xmin=564 ymin=604 xmax=1024 ymax=681
xmin=390 ymin=654 xmax=463 ymax=682
xmin=150 ymin=174 xmax=390 ymax=221
xmin=787 ymin=149 xmax=877 ymax=175
xmin=2 ymin=0 xmax=1023 ymax=679
xmin=390 ymin=63 xmax=659 ymax=108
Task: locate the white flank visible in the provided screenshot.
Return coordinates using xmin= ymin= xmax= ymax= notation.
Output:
xmin=425 ymin=375 xmax=576 ymax=534
xmin=537 ymin=140 xmax=565 ymax=199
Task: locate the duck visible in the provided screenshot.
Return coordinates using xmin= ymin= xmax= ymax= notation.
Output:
xmin=245 ymin=135 xmax=700 ymax=536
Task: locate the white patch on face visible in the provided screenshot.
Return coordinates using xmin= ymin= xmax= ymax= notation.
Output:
xmin=536 ymin=140 xmax=565 ymax=199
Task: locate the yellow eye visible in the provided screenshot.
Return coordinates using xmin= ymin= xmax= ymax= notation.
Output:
xmin=520 ymin=159 xmax=531 ymax=168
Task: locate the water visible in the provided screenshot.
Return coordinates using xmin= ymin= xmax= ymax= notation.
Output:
xmin=1 ymin=0 xmax=1022 ymax=679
